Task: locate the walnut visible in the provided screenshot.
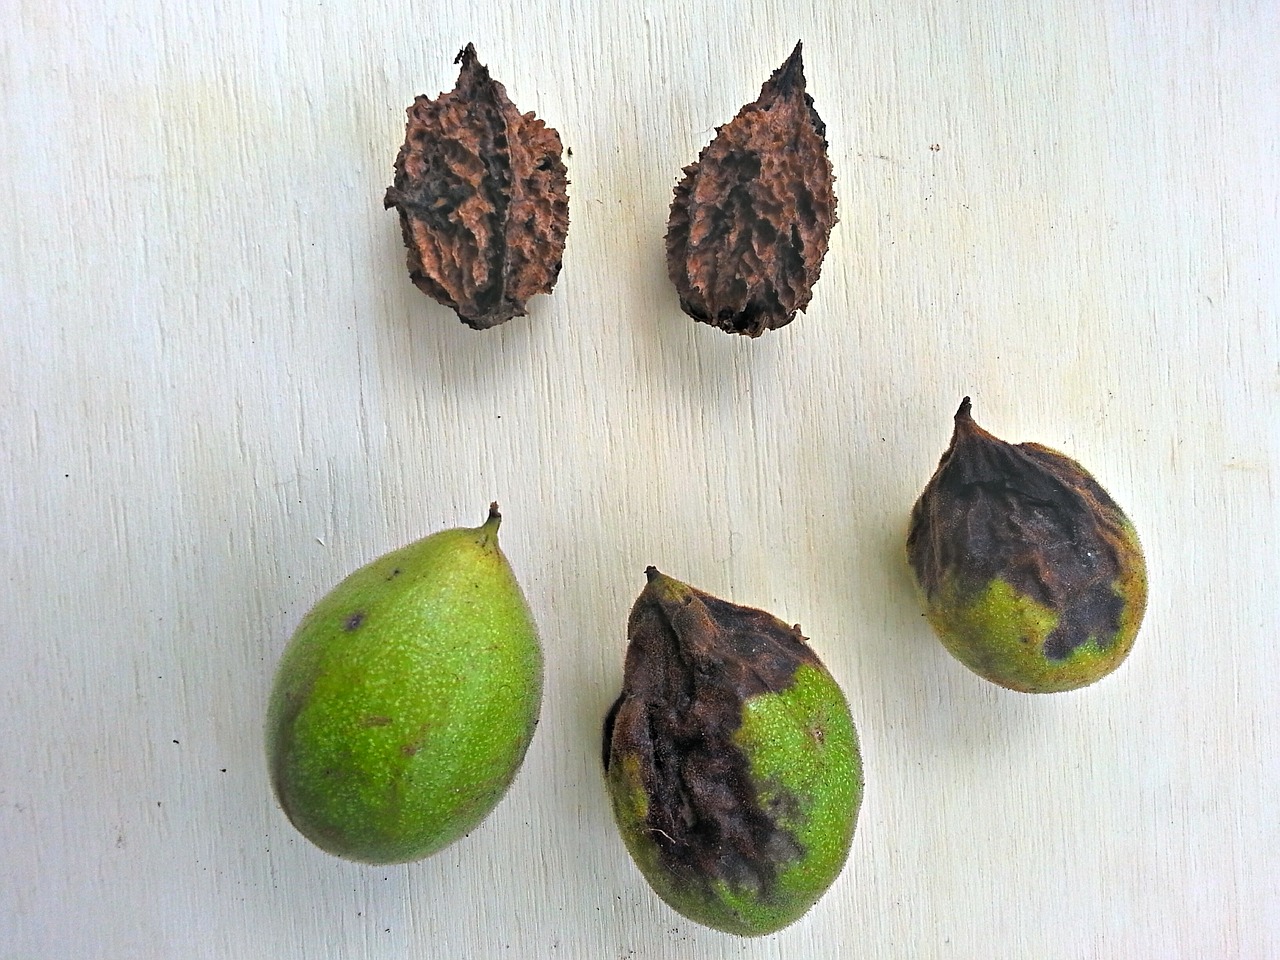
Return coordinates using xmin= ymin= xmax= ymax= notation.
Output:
xmin=384 ymin=44 xmax=569 ymax=329
xmin=906 ymin=398 xmax=1148 ymax=693
xmin=666 ymin=42 xmax=837 ymax=337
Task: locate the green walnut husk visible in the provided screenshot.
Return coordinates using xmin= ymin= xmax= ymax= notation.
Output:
xmin=906 ymin=399 xmax=1147 ymax=693
xmin=603 ymin=568 xmax=862 ymax=937
xmin=266 ymin=505 xmax=542 ymax=864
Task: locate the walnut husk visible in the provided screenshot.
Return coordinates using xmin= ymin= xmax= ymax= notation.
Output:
xmin=604 ymin=569 xmax=817 ymax=896
xmin=907 ymin=398 xmax=1145 ymax=662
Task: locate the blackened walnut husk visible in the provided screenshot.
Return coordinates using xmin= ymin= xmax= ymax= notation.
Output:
xmin=665 ymin=42 xmax=837 ymax=337
xmin=605 ymin=570 xmax=817 ymax=895
xmin=602 ymin=568 xmax=861 ymax=936
xmin=384 ymin=44 xmax=569 ymax=329
xmin=906 ymin=398 xmax=1147 ymax=689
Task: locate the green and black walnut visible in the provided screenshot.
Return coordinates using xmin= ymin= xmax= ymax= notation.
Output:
xmin=603 ymin=569 xmax=862 ymax=937
xmin=906 ymin=399 xmax=1147 ymax=693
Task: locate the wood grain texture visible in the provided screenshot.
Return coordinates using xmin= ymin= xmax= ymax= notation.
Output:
xmin=2 ymin=1 xmax=1277 ymax=957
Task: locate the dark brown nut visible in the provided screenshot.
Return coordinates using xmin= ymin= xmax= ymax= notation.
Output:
xmin=384 ymin=44 xmax=569 ymax=329
xmin=665 ymin=42 xmax=837 ymax=337
xmin=906 ymin=398 xmax=1148 ymax=693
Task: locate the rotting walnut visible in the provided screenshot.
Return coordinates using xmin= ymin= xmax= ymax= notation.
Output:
xmin=906 ymin=398 xmax=1148 ymax=693
xmin=665 ymin=41 xmax=837 ymax=337
xmin=603 ymin=568 xmax=862 ymax=937
xmin=384 ymin=44 xmax=569 ymax=329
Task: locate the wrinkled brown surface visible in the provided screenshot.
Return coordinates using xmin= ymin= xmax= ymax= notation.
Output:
xmin=603 ymin=568 xmax=819 ymax=898
xmin=384 ymin=44 xmax=569 ymax=329
xmin=907 ymin=399 xmax=1136 ymax=660
xmin=665 ymin=42 xmax=837 ymax=337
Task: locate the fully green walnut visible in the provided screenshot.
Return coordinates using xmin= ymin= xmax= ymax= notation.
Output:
xmin=265 ymin=504 xmax=542 ymax=863
xmin=603 ymin=568 xmax=862 ymax=937
xmin=906 ymin=399 xmax=1147 ymax=693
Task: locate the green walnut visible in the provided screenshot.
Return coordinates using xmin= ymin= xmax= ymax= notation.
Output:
xmin=265 ymin=504 xmax=542 ymax=864
xmin=907 ymin=399 xmax=1147 ymax=693
xmin=603 ymin=568 xmax=863 ymax=937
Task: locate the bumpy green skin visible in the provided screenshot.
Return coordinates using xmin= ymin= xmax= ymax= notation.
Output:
xmin=607 ymin=664 xmax=862 ymax=936
xmin=265 ymin=510 xmax=542 ymax=863
xmin=917 ymin=521 xmax=1146 ymax=693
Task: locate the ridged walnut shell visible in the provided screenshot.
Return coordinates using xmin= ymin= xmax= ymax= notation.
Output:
xmin=665 ymin=42 xmax=837 ymax=337
xmin=384 ymin=44 xmax=569 ymax=329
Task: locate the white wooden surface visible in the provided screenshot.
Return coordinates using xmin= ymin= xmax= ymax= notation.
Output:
xmin=3 ymin=1 xmax=1277 ymax=957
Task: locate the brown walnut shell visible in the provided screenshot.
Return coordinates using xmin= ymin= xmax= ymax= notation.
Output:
xmin=665 ymin=42 xmax=837 ymax=337
xmin=384 ymin=44 xmax=569 ymax=329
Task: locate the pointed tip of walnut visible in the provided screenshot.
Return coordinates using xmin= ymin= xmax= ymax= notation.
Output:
xmin=449 ymin=42 xmax=497 ymax=102
xmin=949 ymin=397 xmax=1006 ymax=448
xmin=665 ymin=44 xmax=836 ymax=337
xmin=770 ymin=41 xmax=805 ymax=95
xmin=386 ymin=47 xmax=569 ymax=329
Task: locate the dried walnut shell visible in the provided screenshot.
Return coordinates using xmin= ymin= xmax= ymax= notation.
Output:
xmin=385 ymin=44 xmax=569 ymax=329
xmin=666 ymin=42 xmax=837 ymax=337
